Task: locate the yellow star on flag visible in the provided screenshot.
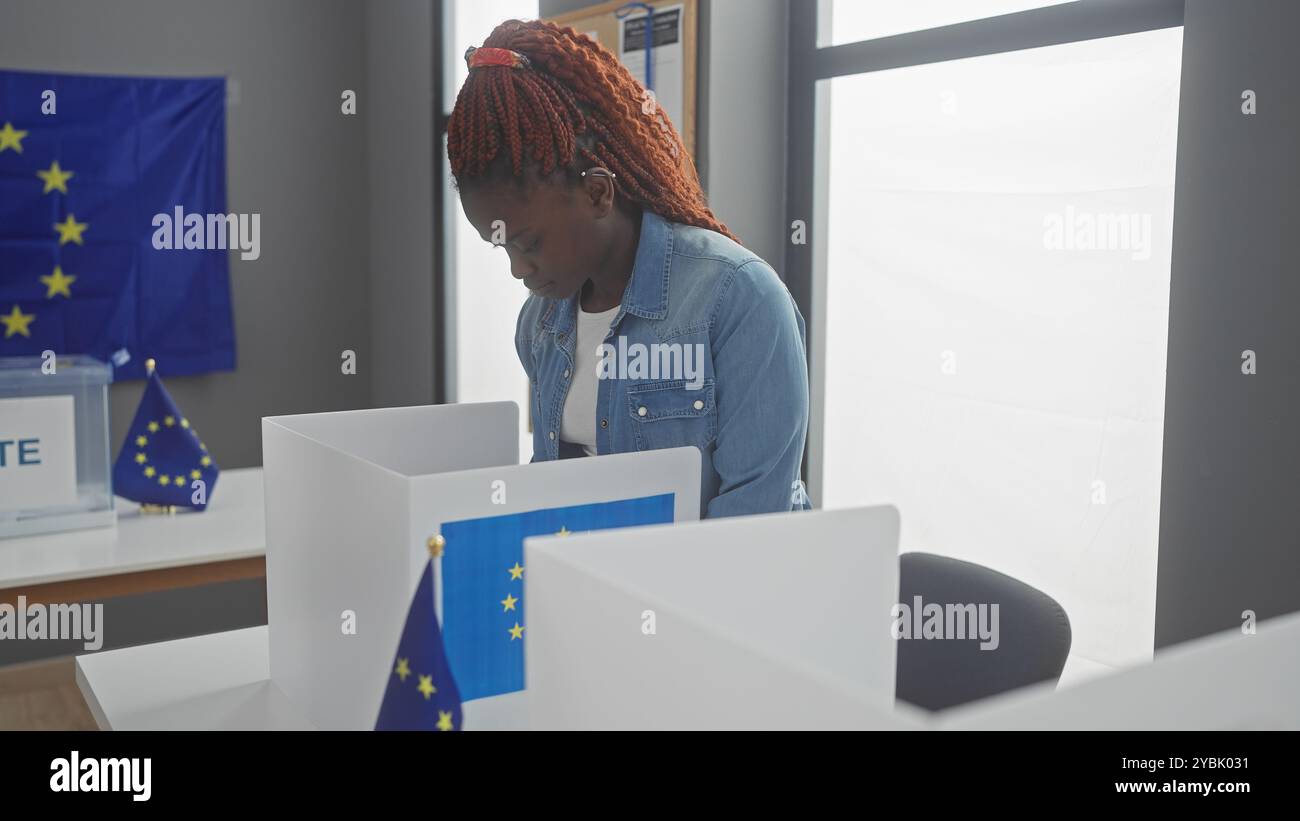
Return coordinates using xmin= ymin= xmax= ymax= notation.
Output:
xmin=200 ymin=455 xmax=212 ymax=467
xmin=508 ymin=562 xmax=524 ymax=581
xmin=147 ymin=421 xmax=160 ymax=433
xmin=501 ymin=593 xmax=518 ymax=612
xmin=190 ymin=469 xmax=201 ymax=480
xmin=143 ymin=466 xmax=156 ymax=478
xmin=173 ymin=475 xmax=186 ymax=486
xmin=508 ymin=622 xmax=525 ymax=640
xmin=36 ymin=160 xmax=74 ymax=194
xmin=0 ymin=122 xmax=27 ymax=153
xmin=1 ymin=305 xmax=35 ymax=338
xmin=394 ymin=658 xmax=411 ymax=682
xmin=417 ymin=674 xmax=437 ymax=700
xmin=158 ymin=474 xmax=171 ymax=486
xmin=135 ymin=435 xmax=148 ymax=447
xmin=39 ymin=266 xmax=75 ymax=298
xmin=164 ymin=415 xmax=176 ymax=427
xmin=134 ymin=452 xmax=147 ymax=464
xmin=53 ymin=214 xmax=87 ymax=245
xmin=436 ymin=711 xmax=454 ymax=731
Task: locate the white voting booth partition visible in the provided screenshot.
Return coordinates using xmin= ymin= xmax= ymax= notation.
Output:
xmin=937 ymin=609 xmax=1300 ymax=731
xmin=262 ymin=402 xmax=699 ymax=731
xmin=524 ymin=506 xmax=930 ymax=730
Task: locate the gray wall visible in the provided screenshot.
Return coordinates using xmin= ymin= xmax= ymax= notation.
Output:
xmin=0 ymin=0 xmax=374 ymax=468
xmin=699 ymin=0 xmax=787 ymax=269
xmin=1155 ymin=0 xmax=1300 ymax=648
xmin=367 ymin=0 xmax=437 ymax=409
xmin=539 ymin=0 xmax=788 ymax=267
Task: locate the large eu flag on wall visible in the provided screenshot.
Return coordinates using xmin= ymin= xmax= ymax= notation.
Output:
xmin=0 ymin=69 xmax=235 ymax=379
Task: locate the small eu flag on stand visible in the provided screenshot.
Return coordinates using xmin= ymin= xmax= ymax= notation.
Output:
xmin=375 ymin=536 xmax=463 ymax=731
xmin=111 ymin=358 xmax=219 ymax=510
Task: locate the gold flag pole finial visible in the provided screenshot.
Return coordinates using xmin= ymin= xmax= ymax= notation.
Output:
xmin=427 ymin=534 xmax=445 ymax=559
xmin=139 ymin=357 xmax=166 ymax=515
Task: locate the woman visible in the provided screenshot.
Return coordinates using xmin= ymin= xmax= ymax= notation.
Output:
xmin=447 ymin=19 xmax=809 ymax=518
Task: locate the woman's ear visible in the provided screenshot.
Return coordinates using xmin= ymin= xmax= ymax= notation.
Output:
xmin=579 ymin=167 xmax=617 ymax=216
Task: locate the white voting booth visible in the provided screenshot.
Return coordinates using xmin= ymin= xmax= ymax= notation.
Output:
xmin=524 ymin=506 xmax=930 ymax=730
xmin=262 ymin=402 xmax=699 ymax=730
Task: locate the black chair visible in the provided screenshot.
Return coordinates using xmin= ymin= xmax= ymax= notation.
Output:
xmin=894 ymin=552 xmax=1071 ymax=711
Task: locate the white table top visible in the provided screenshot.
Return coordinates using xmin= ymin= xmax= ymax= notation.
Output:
xmin=0 ymin=466 xmax=264 ymax=589
xmin=75 ymin=625 xmax=314 ymax=730
xmin=81 ymin=615 xmax=1300 ymax=731
xmin=76 ymin=624 xmax=529 ymax=730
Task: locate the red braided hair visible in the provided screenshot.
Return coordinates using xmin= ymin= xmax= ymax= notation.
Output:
xmin=447 ymin=18 xmax=738 ymax=242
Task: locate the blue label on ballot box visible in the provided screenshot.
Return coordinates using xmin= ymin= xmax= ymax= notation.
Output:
xmin=439 ymin=493 xmax=674 ymax=701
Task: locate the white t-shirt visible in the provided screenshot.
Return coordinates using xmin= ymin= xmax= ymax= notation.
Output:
xmin=560 ymin=303 xmax=620 ymax=456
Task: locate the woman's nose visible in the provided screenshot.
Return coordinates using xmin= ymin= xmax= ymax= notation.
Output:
xmin=500 ymin=246 xmax=532 ymax=279
xmin=508 ymin=255 xmax=535 ymax=280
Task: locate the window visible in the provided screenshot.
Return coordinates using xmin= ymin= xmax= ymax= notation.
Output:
xmin=788 ymin=1 xmax=1185 ymax=671
xmin=440 ymin=0 xmax=540 ymax=462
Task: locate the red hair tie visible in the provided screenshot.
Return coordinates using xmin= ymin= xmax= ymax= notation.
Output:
xmin=464 ymin=46 xmax=531 ymax=70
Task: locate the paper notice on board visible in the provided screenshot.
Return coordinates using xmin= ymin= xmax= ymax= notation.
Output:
xmin=618 ymin=5 xmax=684 ymax=136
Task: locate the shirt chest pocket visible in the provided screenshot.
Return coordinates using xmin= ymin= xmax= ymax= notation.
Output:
xmin=626 ymin=378 xmax=717 ymax=452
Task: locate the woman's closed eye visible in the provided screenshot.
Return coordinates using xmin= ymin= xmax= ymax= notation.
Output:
xmin=488 ymin=238 xmax=539 ymax=254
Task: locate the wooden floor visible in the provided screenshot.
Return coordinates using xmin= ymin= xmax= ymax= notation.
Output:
xmin=0 ymin=657 xmax=99 ymax=731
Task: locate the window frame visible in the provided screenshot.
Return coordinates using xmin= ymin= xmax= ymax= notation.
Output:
xmin=433 ymin=0 xmax=450 ymax=404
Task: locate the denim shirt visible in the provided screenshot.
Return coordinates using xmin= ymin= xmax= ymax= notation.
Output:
xmin=515 ymin=209 xmax=811 ymax=519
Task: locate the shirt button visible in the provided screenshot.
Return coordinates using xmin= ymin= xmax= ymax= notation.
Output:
xmin=693 ymin=400 xmax=704 ymax=410
xmin=600 ymin=419 xmax=608 ymax=429
xmin=548 ymin=431 xmax=556 ymax=440
xmin=563 ymin=369 xmax=570 ymax=379
xmin=637 ymin=406 xmax=648 ymax=417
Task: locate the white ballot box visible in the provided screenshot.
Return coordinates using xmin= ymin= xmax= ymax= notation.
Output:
xmin=936 ymin=609 xmax=1300 ymax=730
xmin=262 ymin=402 xmax=699 ymax=731
xmin=524 ymin=505 xmax=925 ymax=730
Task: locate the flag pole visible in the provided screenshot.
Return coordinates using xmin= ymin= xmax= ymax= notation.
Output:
xmin=139 ymin=357 xmax=177 ymax=515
